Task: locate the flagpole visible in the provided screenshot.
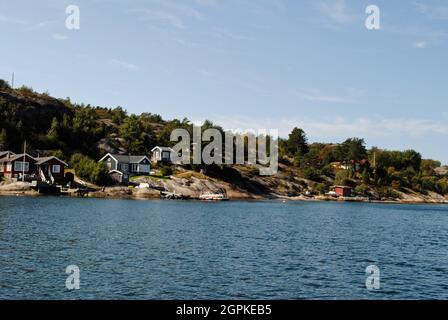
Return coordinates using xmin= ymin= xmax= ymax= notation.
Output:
xmin=22 ymin=140 xmax=26 ymax=182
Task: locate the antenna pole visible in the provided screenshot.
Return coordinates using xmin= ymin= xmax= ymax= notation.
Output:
xmin=22 ymin=140 xmax=26 ymax=182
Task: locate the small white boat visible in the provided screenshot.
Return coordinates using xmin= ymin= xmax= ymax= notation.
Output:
xmin=199 ymin=192 xmax=229 ymax=201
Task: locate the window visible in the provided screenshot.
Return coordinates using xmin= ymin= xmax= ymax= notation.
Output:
xmin=14 ymin=161 xmax=29 ymax=172
xmin=52 ymin=165 xmax=61 ymax=173
xmin=121 ymin=164 xmax=129 ymax=172
xmin=132 ymin=164 xmax=138 ymax=172
xmin=139 ymin=164 xmax=150 ymax=173
xmin=162 ymin=151 xmax=170 ymax=161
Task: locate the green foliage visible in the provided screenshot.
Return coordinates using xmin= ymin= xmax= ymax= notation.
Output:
xmin=334 ymin=170 xmax=350 ymax=185
xmin=314 ymin=183 xmax=330 ymax=195
xmin=354 ymin=184 xmax=369 ymax=195
xmin=0 ymin=79 xmax=10 ymax=90
xmin=0 ymin=128 xmax=8 ymax=150
xmin=111 ymin=106 xmax=127 ymax=125
xmin=47 ymin=117 xmax=60 ymax=141
xmin=285 ymin=127 xmax=309 ymax=158
xmin=421 ymin=159 xmax=441 ymax=176
xmin=303 ymin=167 xmax=320 ymax=181
xmin=160 ymin=165 xmax=173 ymax=177
xmin=119 ymin=115 xmax=145 ymax=154
xmin=377 ymin=187 xmax=401 ymax=200
xmin=70 ymin=153 xmax=109 ymax=185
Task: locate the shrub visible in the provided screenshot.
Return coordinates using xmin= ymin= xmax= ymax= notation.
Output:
xmin=160 ymin=165 xmax=173 ymax=177
xmin=0 ymin=79 xmax=11 ymax=90
xmin=391 ymin=180 xmax=401 ymax=190
xmin=314 ymin=183 xmax=329 ymax=195
xmin=303 ymin=167 xmax=320 ymax=181
xmin=378 ymin=187 xmax=401 ymax=200
xmin=70 ymin=153 xmax=110 ymax=185
xmin=355 ymin=184 xmax=369 ymax=195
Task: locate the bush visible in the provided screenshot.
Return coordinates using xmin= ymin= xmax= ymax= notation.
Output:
xmin=303 ymin=167 xmax=320 ymax=181
xmin=334 ymin=170 xmax=349 ymax=185
xmin=391 ymin=180 xmax=401 ymax=190
xmin=0 ymin=79 xmax=11 ymax=90
xmin=314 ymin=183 xmax=329 ymax=195
xmin=160 ymin=165 xmax=173 ymax=177
xmin=354 ymin=184 xmax=369 ymax=195
xmin=378 ymin=187 xmax=401 ymax=200
xmin=70 ymin=153 xmax=110 ymax=185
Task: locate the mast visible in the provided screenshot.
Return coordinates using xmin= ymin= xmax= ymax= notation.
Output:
xmin=22 ymin=140 xmax=26 ymax=182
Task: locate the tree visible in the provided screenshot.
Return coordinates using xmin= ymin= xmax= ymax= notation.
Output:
xmin=119 ymin=115 xmax=146 ymax=154
xmin=47 ymin=117 xmax=60 ymax=141
xmin=0 ymin=128 xmax=7 ymax=150
xmin=111 ymin=106 xmax=127 ymax=125
xmin=286 ymin=127 xmax=309 ymax=158
xmin=70 ymin=153 xmax=110 ymax=185
xmin=335 ymin=138 xmax=367 ymax=175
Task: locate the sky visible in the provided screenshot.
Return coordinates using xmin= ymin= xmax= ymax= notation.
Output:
xmin=0 ymin=0 xmax=447 ymax=164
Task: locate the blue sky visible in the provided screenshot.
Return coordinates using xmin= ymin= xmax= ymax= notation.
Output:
xmin=1 ymin=0 xmax=447 ymax=164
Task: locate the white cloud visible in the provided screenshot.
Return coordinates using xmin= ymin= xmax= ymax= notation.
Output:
xmin=110 ymin=58 xmax=139 ymax=70
xmin=415 ymin=2 xmax=448 ymax=20
xmin=315 ymin=0 xmax=355 ymax=24
xmin=128 ymin=1 xmax=203 ymax=29
xmin=51 ymin=33 xmax=69 ymax=41
xmin=292 ymin=88 xmax=363 ymax=103
xmin=413 ymin=41 xmax=426 ymax=49
xmin=211 ymin=115 xmax=448 ymax=140
xmin=0 ymin=15 xmax=27 ymax=25
xmin=129 ymin=9 xmax=186 ymax=29
xmin=211 ymin=28 xmax=249 ymax=40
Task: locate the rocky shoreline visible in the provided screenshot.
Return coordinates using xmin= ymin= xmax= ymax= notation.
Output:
xmin=1 ymin=181 xmax=447 ymax=204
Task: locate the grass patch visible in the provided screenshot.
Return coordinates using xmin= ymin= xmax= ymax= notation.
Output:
xmin=175 ymin=171 xmax=207 ymax=180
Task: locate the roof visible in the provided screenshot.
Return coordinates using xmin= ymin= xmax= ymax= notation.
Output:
xmin=34 ymin=156 xmax=69 ymax=167
xmin=151 ymin=146 xmax=173 ymax=152
xmin=434 ymin=167 xmax=448 ymax=175
xmin=0 ymin=153 xmax=35 ymax=163
xmin=331 ymin=185 xmax=353 ymax=189
xmin=0 ymin=151 xmax=15 ymax=158
xmin=99 ymin=153 xmax=150 ymax=164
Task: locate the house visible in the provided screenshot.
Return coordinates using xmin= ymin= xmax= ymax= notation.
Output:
xmin=434 ymin=166 xmax=448 ymax=177
xmin=34 ymin=156 xmax=69 ymax=184
xmin=99 ymin=153 xmax=151 ymax=184
xmin=0 ymin=151 xmax=68 ymax=183
xmin=329 ymin=186 xmax=353 ymax=197
xmin=0 ymin=153 xmax=37 ymax=181
xmin=151 ymin=146 xmax=173 ymax=163
xmin=0 ymin=151 xmax=15 ymax=160
xmin=330 ymin=162 xmax=349 ymax=171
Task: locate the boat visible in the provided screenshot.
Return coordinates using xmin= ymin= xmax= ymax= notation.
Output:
xmin=199 ymin=191 xmax=229 ymax=201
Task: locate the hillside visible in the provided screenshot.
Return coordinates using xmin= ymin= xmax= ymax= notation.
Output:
xmin=1 ymin=79 xmax=448 ymax=202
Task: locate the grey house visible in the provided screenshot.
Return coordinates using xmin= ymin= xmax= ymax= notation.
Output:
xmin=99 ymin=153 xmax=151 ymax=183
xmin=151 ymin=146 xmax=173 ymax=163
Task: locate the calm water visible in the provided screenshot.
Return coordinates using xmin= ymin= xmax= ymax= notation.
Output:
xmin=1 ymin=196 xmax=448 ymax=300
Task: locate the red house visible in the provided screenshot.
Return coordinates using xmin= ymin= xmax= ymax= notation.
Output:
xmin=330 ymin=186 xmax=353 ymax=197
xmin=0 ymin=152 xmax=68 ymax=184
xmin=34 ymin=156 xmax=69 ymax=183
xmin=0 ymin=153 xmax=37 ymax=181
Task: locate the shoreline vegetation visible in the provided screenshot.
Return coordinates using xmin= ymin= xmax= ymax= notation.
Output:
xmin=1 ymin=79 xmax=448 ymax=205
xmin=1 ymin=180 xmax=447 ymax=204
